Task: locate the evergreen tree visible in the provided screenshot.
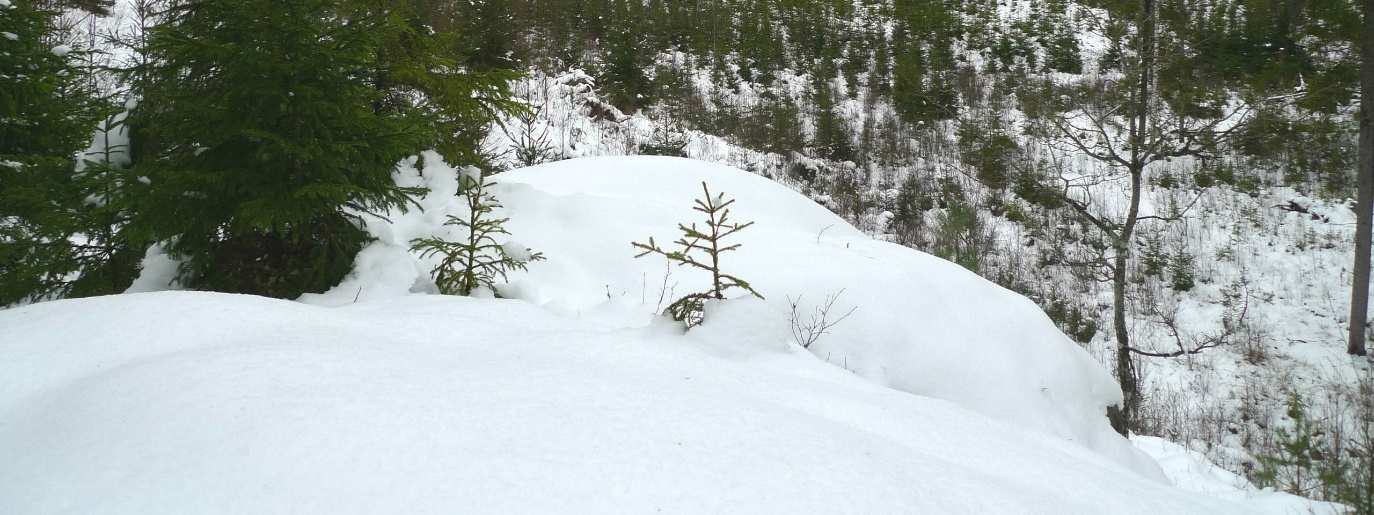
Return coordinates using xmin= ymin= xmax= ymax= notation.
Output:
xmin=631 ymin=182 xmax=764 ymax=328
xmin=600 ymin=26 xmax=653 ymax=113
xmin=957 ymin=117 xmax=1018 ymax=190
xmin=119 ymin=0 xmax=514 ymax=298
xmin=411 ymin=171 xmax=543 ymax=296
xmin=0 ymin=0 xmax=128 ymax=305
xmin=1039 ymin=0 xmax=1082 ymax=74
xmin=892 ymin=43 xmax=959 ymax=124
xmin=891 ymin=175 xmax=931 ymax=247
xmin=811 ymin=77 xmax=855 ymax=162
xmin=761 ymin=93 xmax=805 ymax=155
xmin=450 ymin=0 xmax=521 ymax=71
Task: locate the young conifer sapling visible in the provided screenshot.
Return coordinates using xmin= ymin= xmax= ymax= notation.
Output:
xmin=412 ymin=171 xmax=543 ymax=296
xmin=632 ymin=182 xmax=763 ymax=327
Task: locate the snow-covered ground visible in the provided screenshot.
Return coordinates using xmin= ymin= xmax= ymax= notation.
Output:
xmin=1 ymin=156 xmax=1343 ymax=513
xmin=0 ymin=291 xmax=1325 ymax=514
xmin=15 ymin=0 xmax=1363 ymax=509
xmin=309 ymin=155 xmax=1145 ymax=470
xmin=1126 ymin=183 xmax=1373 ymax=476
xmin=482 ymin=66 xmax=1373 ymax=486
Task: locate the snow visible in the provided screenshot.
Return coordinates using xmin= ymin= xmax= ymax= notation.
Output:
xmin=76 ymin=110 xmax=133 ymax=172
xmin=513 ymin=157 xmax=1160 ymax=466
xmin=465 ymin=37 xmax=1369 ymax=494
xmin=1133 ymin=436 xmax=1346 ymax=514
xmin=302 ymin=155 xmax=1147 ymax=473
xmin=1123 ymin=182 xmax=1372 ymax=481
xmin=123 ymin=244 xmax=181 ymax=293
xmin=0 ymin=291 xmax=1331 ymax=514
xmin=26 ymin=5 xmax=1364 ymax=511
xmin=1 ymin=156 xmax=1343 ymax=513
xmin=501 ymin=240 xmax=534 ymax=262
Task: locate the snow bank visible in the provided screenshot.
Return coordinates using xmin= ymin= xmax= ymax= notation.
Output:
xmin=0 ymin=292 xmax=1306 ymax=514
xmin=1132 ymin=436 xmax=1347 ymax=514
xmin=37 ymin=155 xmax=1330 ymax=512
xmin=306 ymin=155 xmax=1146 ymax=472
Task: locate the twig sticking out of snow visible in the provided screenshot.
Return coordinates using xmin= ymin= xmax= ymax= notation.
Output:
xmin=788 ymin=289 xmax=858 ymax=349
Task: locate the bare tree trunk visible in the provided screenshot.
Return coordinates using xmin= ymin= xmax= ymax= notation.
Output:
xmin=1107 ymin=0 xmax=1157 ymax=436
xmin=1108 ymin=164 xmax=1145 ymax=435
xmin=1350 ymin=0 xmax=1374 ymax=357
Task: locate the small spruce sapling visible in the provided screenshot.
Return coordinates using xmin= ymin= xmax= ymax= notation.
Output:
xmin=638 ymin=123 xmax=690 ymax=157
xmin=1255 ymin=394 xmax=1343 ymax=498
xmin=412 ymin=171 xmax=543 ymax=296
xmin=632 ymin=182 xmax=763 ymax=327
xmin=504 ymin=96 xmax=557 ymax=167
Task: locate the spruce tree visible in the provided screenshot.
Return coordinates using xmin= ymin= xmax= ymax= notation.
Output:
xmin=601 ymin=26 xmax=652 ymax=114
xmin=120 ymin=0 xmax=514 ymax=298
xmin=811 ymin=77 xmax=855 ymax=163
xmin=442 ymin=0 xmax=520 ymax=71
xmin=631 ymin=182 xmax=764 ymax=328
xmin=0 ymin=0 xmax=128 ymax=305
xmin=411 ymin=172 xmax=543 ymax=296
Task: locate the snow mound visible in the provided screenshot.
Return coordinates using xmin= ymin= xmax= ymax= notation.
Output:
xmin=1133 ymin=436 xmax=1347 ymax=514
xmin=0 ymin=292 xmax=1318 ymax=514
xmin=307 ymin=155 xmax=1142 ymax=471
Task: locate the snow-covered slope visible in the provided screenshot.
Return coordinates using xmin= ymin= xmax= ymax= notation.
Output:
xmin=302 ymin=155 xmax=1142 ymax=470
xmin=479 ymin=68 xmax=1372 ymax=485
xmin=3 ymin=156 xmax=1341 ymax=513
xmin=0 ymin=291 xmax=1333 ymax=514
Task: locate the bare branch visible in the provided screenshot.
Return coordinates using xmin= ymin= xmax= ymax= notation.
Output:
xmin=788 ymin=290 xmax=859 ymax=349
xmin=1131 ymin=287 xmax=1250 ymax=358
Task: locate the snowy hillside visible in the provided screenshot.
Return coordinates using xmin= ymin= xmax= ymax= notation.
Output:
xmin=478 ymin=68 xmax=1374 ymax=489
xmin=304 ymin=155 xmax=1142 ymax=469
xmin=71 ymin=8 xmax=1373 ymax=490
xmin=6 ymin=0 xmax=1371 ymax=511
xmin=1 ymin=156 xmax=1341 ymax=514
xmin=0 ymin=291 xmax=1321 ymax=514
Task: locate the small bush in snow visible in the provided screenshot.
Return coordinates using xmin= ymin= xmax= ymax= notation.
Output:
xmin=412 ymin=172 xmax=543 ymax=296
xmin=632 ymin=182 xmax=763 ymax=328
xmin=787 ymin=289 xmax=858 ymax=349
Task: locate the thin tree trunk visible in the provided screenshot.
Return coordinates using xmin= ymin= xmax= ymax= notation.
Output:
xmin=1107 ymin=246 xmax=1136 ymax=435
xmin=1108 ymin=0 xmax=1156 ymax=436
xmin=1350 ymin=0 xmax=1374 ymax=356
xmin=1108 ymin=166 xmax=1145 ymax=435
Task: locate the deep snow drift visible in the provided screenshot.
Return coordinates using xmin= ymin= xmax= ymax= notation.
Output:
xmin=0 ymin=157 xmax=1340 ymax=513
xmin=0 ymin=292 xmax=1333 ymax=514
xmin=307 ymin=155 xmax=1144 ymax=470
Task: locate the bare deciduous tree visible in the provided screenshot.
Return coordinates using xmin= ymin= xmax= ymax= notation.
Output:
xmin=1015 ymin=0 xmax=1258 ymax=434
